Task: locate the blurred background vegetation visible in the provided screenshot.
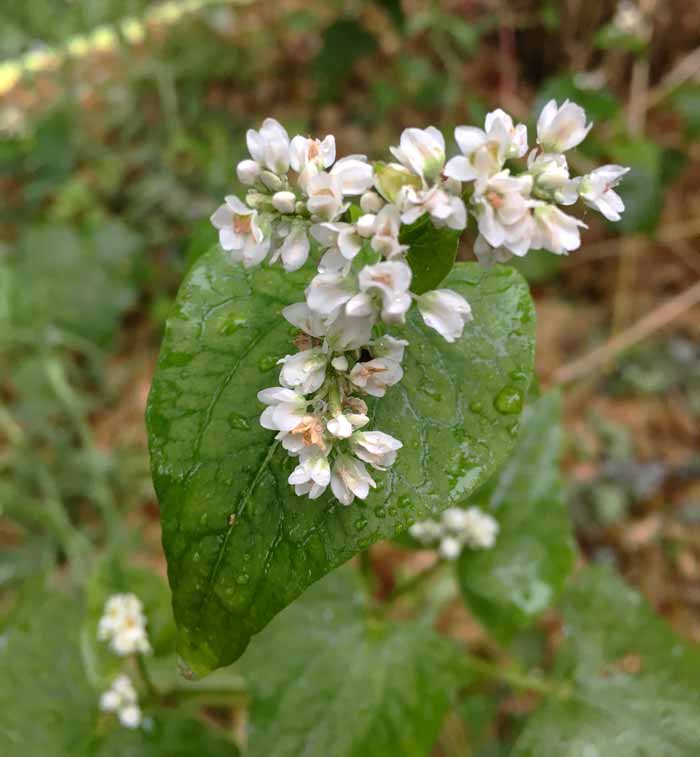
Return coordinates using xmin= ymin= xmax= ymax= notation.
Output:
xmin=1 ymin=0 xmax=700 ymax=750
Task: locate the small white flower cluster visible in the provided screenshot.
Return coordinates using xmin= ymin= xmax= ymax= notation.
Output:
xmin=212 ymin=104 xmax=628 ymax=505
xmin=98 ymin=593 xmax=151 ymax=656
xmin=99 ymin=674 xmax=142 ymax=729
xmin=409 ymin=506 xmax=499 ymax=560
xmin=612 ymin=1 xmax=652 ymax=42
xmin=97 ymin=593 xmax=152 ymax=730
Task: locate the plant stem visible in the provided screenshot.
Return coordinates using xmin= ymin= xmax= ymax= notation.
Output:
xmin=136 ymin=654 xmax=158 ymax=701
xmin=164 ymin=686 xmax=249 ymax=708
xmin=462 ymin=653 xmax=571 ymax=700
xmin=358 ymin=549 xmax=375 ymax=595
xmin=384 ymin=558 xmax=444 ymax=606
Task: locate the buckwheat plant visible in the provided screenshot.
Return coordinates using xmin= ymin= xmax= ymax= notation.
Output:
xmin=211 ymin=102 xmax=629 ymax=507
xmin=146 ymin=98 xmax=628 ymax=677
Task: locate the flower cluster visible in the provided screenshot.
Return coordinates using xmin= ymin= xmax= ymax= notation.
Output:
xmin=97 ymin=593 xmax=152 ymax=730
xmin=98 ymin=593 xmax=151 ymax=656
xmin=409 ymin=506 xmax=499 ymax=559
xmin=212 ymin=103 xmax=628 ymax=505
xmin=99 ymin=674 xmax=142 ymax=729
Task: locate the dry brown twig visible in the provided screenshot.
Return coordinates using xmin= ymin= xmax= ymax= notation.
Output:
xmin=552 ymin=278 xmax=700 ymax=385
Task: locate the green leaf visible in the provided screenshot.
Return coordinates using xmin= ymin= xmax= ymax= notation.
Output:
xmin=0 ymin=586 xmax=97 ymax=757
xmin=457 ymin=393 xmax=575 ymax=641
xmin=9 ymin=222 xmax=142 ymax=345
xmin=514 ymin=566 xmax=700 ymax=756
xmin=92 ymin=710 xmax=237 ymax=757
xmin=239 ymin=567 xmax=461 ymax=757
xmin=400 ymin=214 xmax=460 ymax=294
xmin=146 ymin=251 xmax=535 ymax=676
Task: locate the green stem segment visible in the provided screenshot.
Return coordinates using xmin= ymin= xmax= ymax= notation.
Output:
xmin=462 ymin=654 xmax=572 ymax=700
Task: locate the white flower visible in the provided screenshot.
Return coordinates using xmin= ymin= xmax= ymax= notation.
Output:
xmin=578 ymin=164 xmax=630 ymax=221
xmin=458 ymin=507 xmax=499 ymax=549
xmin=390 ymin=126 xmax=446 ymax=182
xmin=472 ymin=171 xmax=535 ymax=255
xmin=330 ymin=354 xmax=348 ymax=371
xmin=417 ymin=289 xmax=472 ymax=343
xmin=290 ymin=134 xmax=335 ymax=174
xmin=349 ymin=357 xmax=403 ymax=397
xmin=282 ymin=302 xmax=326 ymax=338
xmin=246 ymin=117 xmax=290 ymax=174
xmin=98 ymin=594 xmax=151 ymax=656
xmin=258 ymin=387 xmax=308 ymax=432
xmin=327 ymin=413 xmax=353 ymax=439
xmin=271 ymin=223 xmax=310 ymax=272
xmin=278 ymin=347 xmax=327 ymax=394
xmin=311 ymin=222 xmax=363 ymax=269
xmin=444 ymin=110 xmax=527 ymax=183
xmin=438 ymin=536 xmax=462 ymax=560
xmin=528 ymin=151 xmax=579 ymax=205
xmin=100 ymin=674 xmax=142 ymax=729
xmin=325 ymin=310 xmax=374 ymax=352
xmin=306 ymin=271 xmax=356 ymax=316
xmin=409 ymin=520 xmax=442 ymax=545
xmin=329 ymin=155 xmax=375 ymax=196
xmin=210 ymin=195 xmax=270 ymax=267
xmin=537 ymin=99 xmax=592 ymax=153
xmin=371 ymin=335 xmax=408 ymax=363
xmin=119 ymin=704 xmax=143 ymax=729
xmin=356 ymin=260 xmax=412 ymax=324
xmin=485 ymin=109 xmax=529 ymax=159
xmin=237 ymin=159 xmax=261 ymax=186
xmin=370 ymin=204 xmax=409 ymax=258
xmin=532 ymin=205 xmax=587 ymax=254
xmin=331 ymin=454 xmax=376 ymax=505
xmin=276 ymin=414 xmax=326 ymax=453
xmin=306 ymin=171 xmax=348 ymax=222
xmin=350 ymin=430 xmax=402 ymax=470
xmin=271 ymin=190 xmax=297 ymax=214
xmin=288 ymin=447 xmax=331 ymax=499
xmin=398 ymin=184 xmax=467 ymax=230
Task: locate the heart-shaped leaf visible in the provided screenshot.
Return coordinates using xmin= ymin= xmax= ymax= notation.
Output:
xmin=239 ymin=566 xmax=463 ymax=757
xmin=146 ymin=250 xmax=535 ymax=676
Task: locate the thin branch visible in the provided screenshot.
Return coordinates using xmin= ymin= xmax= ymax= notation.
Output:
xmin=552 ymin=278 xmax=700 ymax=385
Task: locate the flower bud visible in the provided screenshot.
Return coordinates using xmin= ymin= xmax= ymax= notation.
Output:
xmin=237 ymin=159 xmax=260 ymax=186
xmin=356 ymin=213 xmax=376 ymax=238
xmin=373 ymin=162 xmax=421 ymax=203
xmin=360 ymin=191 xmax=384 ymax=214
xmin=259 ymin=170 xmax=283 ymax=192
xmin=272 ymin=190 xmax=296 ymax=214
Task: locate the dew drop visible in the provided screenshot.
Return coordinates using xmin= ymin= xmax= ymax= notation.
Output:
xmin=354 ymin=518 xmax=368 ymax=531
xmin=228 ymin=412 xmax=250 ymax=431
xmin=258 ymin=354 xmax=279 ymax=372
xmin=192 ymin=552 xmax=200 ymax=563
xmin=374 ymin=507 xmax=386 ymax=518
xmin=236 ymin=573 xmax=250 ymax=585
xmin=494 ymin=386 xmax=523 ymax=415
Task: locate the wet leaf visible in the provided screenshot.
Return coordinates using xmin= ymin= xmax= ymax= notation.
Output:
xmin=514 ymin=567 xmax=700 ymax=756
xmin=146 ymin=250 xmax=535 ymax=675
xmin=457 ymin=393 xmax=575 ymax=641
xmin=0 ymin=587 xmax=97 ymax=756
xmin=239 ymin=567 xmax=461 ymax=757
xmin=401 ymin=213 xmax=461 ymax=294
